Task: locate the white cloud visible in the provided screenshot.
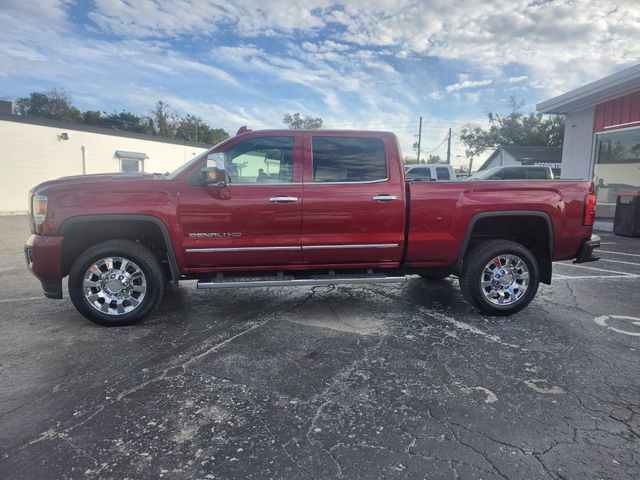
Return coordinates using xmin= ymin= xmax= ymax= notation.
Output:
xmin=89 ymin=0 xmax=330 ymax=38
xmin=506 ymin=75 xmax=528 ymax=84
xmin=3 ymin=0 xmax=639 ymax=168
xmin=82 ymin=0 xmax=640 ymax=95
xmin=445 ymin=79 xmax=492 ymax=93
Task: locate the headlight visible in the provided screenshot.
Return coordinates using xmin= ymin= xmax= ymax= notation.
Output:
xmin=32 ymin=194 xmax=48 ymax=226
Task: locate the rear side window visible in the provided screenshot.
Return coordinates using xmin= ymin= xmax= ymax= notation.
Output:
xmin=524 ymin=168 xmax=548 ymax=179
xmin=436 ymin=167 xmax=451 ymax=180
xmin=312 ymin=137 xmax=387 ymax=182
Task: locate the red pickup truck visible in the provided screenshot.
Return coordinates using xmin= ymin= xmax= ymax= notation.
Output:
xmin=25 ymin=129 xmax=600 ymax=326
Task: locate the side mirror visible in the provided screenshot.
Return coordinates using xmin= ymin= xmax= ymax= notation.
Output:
xmin=200 ymin=153 xmax=227 ymax=187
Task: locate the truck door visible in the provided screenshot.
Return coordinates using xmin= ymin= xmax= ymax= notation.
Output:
xmin=179 ymin=133 xmax=303 ymax=268
xmin=301 ymin=133 xmax=405 ymax=265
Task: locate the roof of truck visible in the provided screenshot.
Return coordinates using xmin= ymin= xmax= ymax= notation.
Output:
xmin=234 ymin=128 xmax=395 ymax=135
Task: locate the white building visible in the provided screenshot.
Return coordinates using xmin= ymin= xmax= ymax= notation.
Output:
xmin=537 ymin=64 xmax=640 ymax=228
xmin=0 ymin=112 xmax=209 ymax=213
xmin=477 ymin=146 xmax=562 ymax=175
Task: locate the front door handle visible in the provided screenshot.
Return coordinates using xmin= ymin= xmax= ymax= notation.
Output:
xmin=270 ymin=196 xmax=298 ymax=203
xmin=372 ymin=194 xmax=400 ymax=202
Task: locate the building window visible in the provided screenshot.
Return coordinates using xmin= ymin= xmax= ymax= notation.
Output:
xmin=121 ymin=159 xmax=142 ymax=173
xmin=594 ymin=127 xmax=640 ymax=219
xmin=115 ymin=150 xmax=148 ymax=173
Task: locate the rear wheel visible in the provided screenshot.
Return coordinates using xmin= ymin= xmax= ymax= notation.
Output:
xmin=459 ymin=240 xmax=539 ymax=316
xmin=69 ymin=240 xmax=165 ymax=326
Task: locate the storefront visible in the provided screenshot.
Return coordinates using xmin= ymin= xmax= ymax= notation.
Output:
xmin=537 ymin=64 xmax=640 ymax=229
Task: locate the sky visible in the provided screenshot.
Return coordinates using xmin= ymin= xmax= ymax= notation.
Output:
xmin=1 ymin=0 xmax=639 ymax=168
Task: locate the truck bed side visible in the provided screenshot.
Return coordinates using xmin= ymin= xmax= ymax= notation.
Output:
xmin=405 ymin=180 xmax=594 ymax=268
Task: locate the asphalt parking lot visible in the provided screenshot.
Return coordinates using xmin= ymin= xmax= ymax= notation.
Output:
xmin=1 ymin=215 xmax=639 ymax=479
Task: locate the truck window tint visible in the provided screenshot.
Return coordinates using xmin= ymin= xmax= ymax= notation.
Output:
xmin=436 ymin=167 xmax=451 ymax=180
xmin=525 ymin=168 xmax=548 ymax=179
xmin=312 ymin=137 xmax=387 ymax=182
xmin=225 ymin=136 xmax=294 ymax=184
xmin=407 ymin=167 xmax=430 ymax=180
xmin=497 ymin=168 xmax=521 ymax=180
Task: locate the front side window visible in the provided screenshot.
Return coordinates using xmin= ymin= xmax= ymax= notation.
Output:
xmin=312 ymin=137 xmax=387 ymax=182
xmin=225 ymin=136 xmax=294 ymax=184
xmin=406 ymin=167 xmax=431 ymax=180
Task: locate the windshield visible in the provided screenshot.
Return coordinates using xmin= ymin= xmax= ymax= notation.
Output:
xmin=165 ymin=150 xmax=211 ymax=179
xmin=163 ymin=150 xmax=208 ymax=179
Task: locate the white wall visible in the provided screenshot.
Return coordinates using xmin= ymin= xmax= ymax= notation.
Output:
xmin=0 ymin=120 xmax=208 ymax=213
xmin=560 ymin=106 xmax=595 ymax=179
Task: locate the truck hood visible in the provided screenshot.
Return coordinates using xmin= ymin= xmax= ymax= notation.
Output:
xmin=32 ymin=172 xmax=162 ymax=194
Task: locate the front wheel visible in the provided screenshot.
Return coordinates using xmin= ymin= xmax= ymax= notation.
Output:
xmin=68 ymin=240 xmax=165 ymax=326
xmin=459 ymin=240 xmax=539 ymax=316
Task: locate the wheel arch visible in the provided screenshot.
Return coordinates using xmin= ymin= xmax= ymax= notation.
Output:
xmin=59 ymin=214 xmax=180 ymax=284
xmin=455 ymin=211 xmax=554 ymax=284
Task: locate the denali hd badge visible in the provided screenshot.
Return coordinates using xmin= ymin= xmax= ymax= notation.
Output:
xmin=189 ymin=232 xmax=242 ymax=238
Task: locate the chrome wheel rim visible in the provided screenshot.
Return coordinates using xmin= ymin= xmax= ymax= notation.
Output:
xmin=83 ymin=257 xmax=147 ymax=316
xmin=480 ymin=254 xmax=529 ymax=306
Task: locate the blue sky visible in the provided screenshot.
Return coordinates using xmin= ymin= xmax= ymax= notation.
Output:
xmin=1 ymin=0 xmax=639 ymax=166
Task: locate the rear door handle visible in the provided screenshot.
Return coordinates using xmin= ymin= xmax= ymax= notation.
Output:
xmin=270 ymin=196 xmax=298 ymax=203
xmin=372 ymin=195 xmax=400 ymax=202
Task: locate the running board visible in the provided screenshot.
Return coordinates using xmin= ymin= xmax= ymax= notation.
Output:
xmin=197 ymin=272 xmax=407 ymax=289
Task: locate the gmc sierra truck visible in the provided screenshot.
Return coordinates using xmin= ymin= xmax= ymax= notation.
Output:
xmin=25 ymin=129 xmax=600 ymax=326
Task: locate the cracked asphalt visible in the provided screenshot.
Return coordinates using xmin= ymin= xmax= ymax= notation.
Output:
xmin=1 ymin=215 xmax=640 ymax=479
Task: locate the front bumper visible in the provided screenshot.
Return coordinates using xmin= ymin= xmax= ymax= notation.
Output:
xmin=574 ymin=234 xmax=600 ymax=264
xmin=25 ymin=234 xmax=64 ymax=299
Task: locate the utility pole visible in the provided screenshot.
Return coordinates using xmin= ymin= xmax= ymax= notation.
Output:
xmin=416 ymin=116 xmax=422 ymax=163
xmin=446 ymin=128 xmax=451 ymax=164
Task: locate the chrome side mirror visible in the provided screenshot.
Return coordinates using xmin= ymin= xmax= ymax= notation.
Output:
xmin=201 ymin=153 xmax=227 ymax=187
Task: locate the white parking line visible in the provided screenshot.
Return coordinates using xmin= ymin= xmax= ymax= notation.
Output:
xmin=553 ymin=274 xmax=639 ymax=280
xmin=600 ymin=242 xmax=617 ymax=245
xmin=599 ymin=250 xmax=640 ymax=258
xmin=598 ymin=258 xmax=640 ymax=267
xmin=557 ymin=262 xmax=636 ymax=276
xmin=0 ymin=296 xmax=43 ymax=303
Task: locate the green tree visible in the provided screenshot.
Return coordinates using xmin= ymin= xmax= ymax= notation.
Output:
xmin=150 ymin=100 xmax=177 ymax=137
xmin=459 ymin=96 xmax=564 ymax=160
xmin=176 ymin=115 xmax=230 ymax=144
xmin=427 ymin=154 xmax=443 ymax=164
xmin=15 ymin=88 xmax=83 ymax=123
xmin=283 ymin=112 xmax=323 ymax=129
xmin=83 ymin=110 xmax=155 ymax=134
xmin=14 ymin=89 xmax=230 ymax=143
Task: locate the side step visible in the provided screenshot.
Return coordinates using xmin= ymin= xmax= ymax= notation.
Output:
xmin=197 ymin=272 xmax=407 ymax=289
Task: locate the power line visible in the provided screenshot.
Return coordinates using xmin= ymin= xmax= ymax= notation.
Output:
xmin=423 ymin=133 xmax=450 ymax=156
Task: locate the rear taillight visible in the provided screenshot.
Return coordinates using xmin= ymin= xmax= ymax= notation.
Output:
xmin=584 ymin=192 xmax=596 ymax=226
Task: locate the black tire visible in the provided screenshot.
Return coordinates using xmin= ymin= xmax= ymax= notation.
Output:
xmin=69 ymin=240 xmax=165 ymax=326
xmin=459 ymin=240 xmax=539 ymax=316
